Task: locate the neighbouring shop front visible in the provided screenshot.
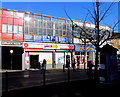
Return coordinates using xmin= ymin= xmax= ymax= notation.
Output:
xmin=74 ymin=44 xmax=95 ymax=69
xmin=0 ymin=41 xmax=23 ymax=70
xmin=22 ymin=42 xmax=74 ymax=70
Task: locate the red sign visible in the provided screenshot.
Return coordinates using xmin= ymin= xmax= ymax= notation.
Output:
xmin=24 ymin=43 xmax=28 ymax=47
xmin=69 ymin=45 xmax=74 ymax=49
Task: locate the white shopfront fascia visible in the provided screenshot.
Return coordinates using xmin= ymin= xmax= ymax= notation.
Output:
xmin=23 ymin=42 xmax=74 ymax=50
xmin=22 ymin=42 xmax=74 ymax=69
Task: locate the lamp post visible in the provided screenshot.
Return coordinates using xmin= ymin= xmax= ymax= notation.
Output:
xmin=10 ymin=50 xmax=13 ymax=70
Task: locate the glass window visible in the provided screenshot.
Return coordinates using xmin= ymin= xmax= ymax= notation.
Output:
xmin=63 ymin=31 xmax=66 ymax=36
xmin=46 ymin=22 xmax=51 ymax=28
xmin=52 ymin=18 xmax=58 ymax=22
xmin=35 ymin=15 xmax=41 ymax=19
xmin=8 ymin=24 xmax=13 ymax=33
xmin=55 ymin=23 xmax=59 ymax=30
xmin=2 ymin=24 xmax=7 ymax=33
xmin=66 ymin=20 xmax=72 ymax=24
xmin=24 ymin=13 xmax=29 ymax=17
xmin=29 ymin=27 xmax=33 ymax=34
xmin=47 ymin=29 xmax=53 ymax=36
xmin=29 ymin=21 xmax=34 ymax=34
xmin=34 ymin=28 xmax=38 ymax=35
xmin=39 ymin=21 xmax=42 ymax=28
xmin=59 ymin=23 xmax=62 ymax=29
xmin=59 ymin=30 xmax=62 ymax=36
xmin=55 ymin=30 xmax=59 ymax=35
xmin=29 ymin=14 xmax=33 ymax=18
xmin=63 ymin=24 xmax=66 ymax=30
xmin=39 ymin=28 xmax=42 ymax=35
xmin=13 ymin=25 xmax=18 ymax=33
xmin=42 ymin=16 xmax=51 ymax=21
xmin=59 ymin=19 xmax=66 ymax=23
xmin=43 ymin=21 xmax=46 ymax=28
xmin=24 ymin=26 xmax=28 ymax=34
xmin=18 ymin=26 xmax=23 ymax=33
xmin=43 ymin=29 xmax=46 ymax=35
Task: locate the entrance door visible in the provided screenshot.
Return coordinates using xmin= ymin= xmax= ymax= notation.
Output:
xmin=30 ymin=55 xmax=39 ymax=69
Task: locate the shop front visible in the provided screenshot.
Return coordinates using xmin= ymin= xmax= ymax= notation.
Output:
xmin=22 ymin=42 xmax=74 ymax=70
xmin=74 ymin=44 xmax=95 ymax=69
xmin=1 ymin=41 xmax=23 ymax=70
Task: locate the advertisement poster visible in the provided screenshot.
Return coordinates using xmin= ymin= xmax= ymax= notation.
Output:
xmin=56 ymin=53 xmax=64 ymax=68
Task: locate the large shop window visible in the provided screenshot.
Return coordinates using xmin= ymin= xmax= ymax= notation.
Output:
xmin=2 ymin=24 xmax=7 ymax=33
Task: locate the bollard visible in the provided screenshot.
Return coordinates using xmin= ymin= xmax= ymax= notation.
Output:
xmin=63 ymin=64 xmax=65 ymax=72
xmin=68 ymin=67 xmax=70 ymax=83
xmin=43 ymin=68 xmax=46 ymax=86
xmin=6 ymin=71 xmax=8 ymax=95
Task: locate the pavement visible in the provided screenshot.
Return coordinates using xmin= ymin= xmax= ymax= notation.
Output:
xmin=1 ymin=68 xmax=120 ymax=97
xmin=1 ymin=68 xmax=89 ymax=91
xmin=2 ymin=79 xmax=120 ymax=97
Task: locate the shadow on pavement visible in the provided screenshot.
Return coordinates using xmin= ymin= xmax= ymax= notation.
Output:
xmin=2 ymin=79 xmax=120 ymax=97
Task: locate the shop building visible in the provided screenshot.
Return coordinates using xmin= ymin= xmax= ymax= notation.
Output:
xmin=0 ymin=8 xmax=111 ymax=70
xmin=0 ymin=8 xmax=24 ymax=70
xmin=0 ymin=8 xmax=74 ymax=70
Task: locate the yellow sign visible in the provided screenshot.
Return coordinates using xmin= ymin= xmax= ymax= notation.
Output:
xmin=52 ymin=45 xmax=58 ymax=48
xmin=47 ymin=60 xmax=51 ymax=64
xmin=78 ymin=46 xmax=93 ymax=50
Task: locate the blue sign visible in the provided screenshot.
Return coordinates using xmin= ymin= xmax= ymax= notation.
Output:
xmin=34 ymin=35 xmax=42 ymax=41
xmin=24 ymin=35 xmax=34 ymax=41
xmin=58 ymin=56 xmax=64 ymax=60
xmin=68 ymin=38 xmax=73 ymax=43
xmin=58 ymin=37 xmax=66 ymax=43
xmin=75 ymin=44 xmax=95 ymax=52
xmin=51 ymin=36 xmax=59 ymax=42
xmin=42 ymin=36 xmax=51 ymax=42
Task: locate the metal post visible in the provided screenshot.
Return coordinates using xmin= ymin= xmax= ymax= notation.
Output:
xmin=68 ymin=67 xmax=70 ymax=83
xmin=11 ymin=53 xmax=12 ymax=70
xmin=63 ymin=64 xmax=65 ymax=72
xmin=0 ymin=46 xmax=2 ymax=70
xmin=6 ymin=71 xmax=8 ymax=94
xmin=43 ymin=68 xmax=46 ymax=86
xmin=10 ymin=50 xmax=13 ymax=70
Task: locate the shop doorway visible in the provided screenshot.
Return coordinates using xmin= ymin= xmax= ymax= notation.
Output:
xmin=2 ymin=46 xmax=23 ymax=70
xmin=30 ymin=55 xmax=39 ymax=69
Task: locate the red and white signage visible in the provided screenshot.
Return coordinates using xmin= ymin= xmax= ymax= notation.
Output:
xmin=23 ymin=42 xmax=74 ymax=50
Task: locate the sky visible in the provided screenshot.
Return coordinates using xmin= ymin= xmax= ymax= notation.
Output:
xmin=0 ymin=1 xmax=119 ymax=32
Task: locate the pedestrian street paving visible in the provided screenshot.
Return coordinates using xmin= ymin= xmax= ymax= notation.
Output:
xmin=1 ymin=68 xmax=90 ymax=92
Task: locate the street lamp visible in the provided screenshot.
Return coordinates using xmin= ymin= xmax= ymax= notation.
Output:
xmin=10 ymin=50 xmax=13 ymax=70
